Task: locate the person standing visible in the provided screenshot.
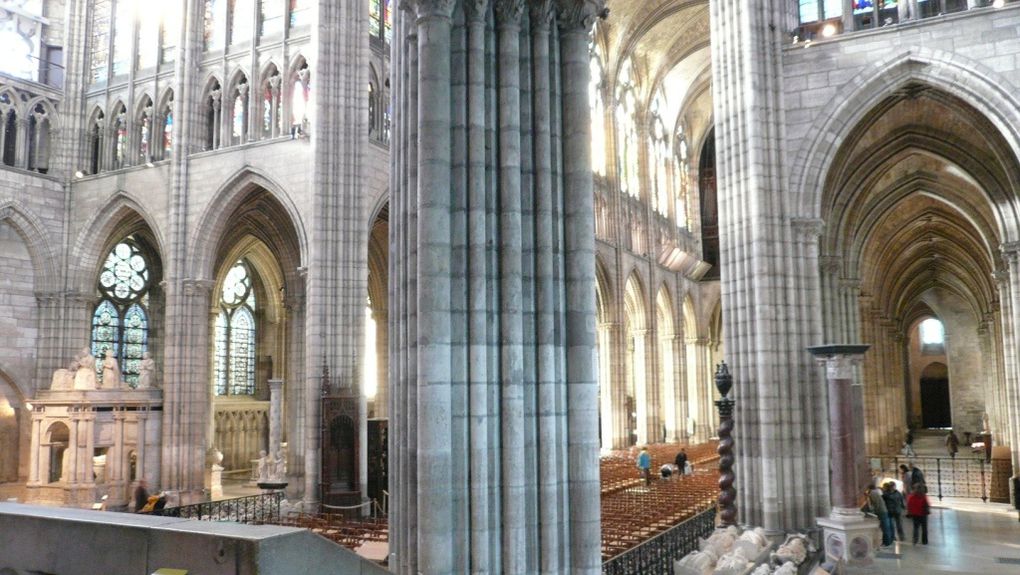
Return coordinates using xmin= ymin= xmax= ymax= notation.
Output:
xmin=906 ymin=483 xmax=931 ymax=545
xmin=134 ymin=479 xmax=150 ymax=512
xmin=945 ymin=430 xmax=960 ymax=459
xmin=910 ymin=464 xmax=926 ymax=492
xmin=899 ymin=464 xmax=913 ymax=495
xmin=637 ymin=446 xmax=652 ymax=486
xmin=674 ymin=448 xmax=688 ymax=476
xmin=867 ymin=482 xmax=894 ymax=548
xmin=882 ymin=481 xmax=906 ymax=541
xmin=903 ymin=429 xmax=916 ymax=457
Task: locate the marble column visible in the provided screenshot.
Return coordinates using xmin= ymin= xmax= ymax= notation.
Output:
xmin=268 ymin=379 xmax=284 ymax=456
xmin=809 ymin=344 xmax=879 ymax=570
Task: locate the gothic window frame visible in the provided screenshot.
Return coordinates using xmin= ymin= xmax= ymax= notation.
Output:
xmin=260 ymin=64 xmax=283 ymax=139
xmin=673 ymin=123 xmax=690 ymax=229
xmin=214 ymin=260 xmax=258 ymax=396
xmin=648 ymin=89 xmax=672 ymax=218
xmin=157 ymin=89 xmax=174 ymax=160
xmin=204 ymin=0 xmax=227 ymax=51
xmin=228 ymin=0 xmax=255 ymax=47
xmin=259 ymin=0 xmax=286 ymax=38
xmin=91 ymin=238 xmax=153 ymax=387
xmin=369 ymin=0 xmax=393 ymax=46
xmin=0 ymin=91 xmax=17 ymax=167
xmin=228 ymin=73 xmax=250 ymax=146
xmin=89 ymin=0 xmax=113 ymax=85
xmin=27 ymin=99 xmax=53 ymax=174
xmin=111 ymin=0 xmax=134 ymax=77
xmin=616 ymin=58 xmax=640 ymax=199
xmin=135 ymin=95 xmax=154 ymax=164
xmin=204 ymin=78 xmax=223 ymax=150
xmin=289 ymin=0 xmax=311 ymax=29
xmin=109 ymin=101 xmax=128 ymax=170
xmin=86 ymin=107 xmax=105 ymax=174
xmin=0 ymin=0 xmax=45 ymax=81
xmin=287 ymin=58 xmax=311 ymax=137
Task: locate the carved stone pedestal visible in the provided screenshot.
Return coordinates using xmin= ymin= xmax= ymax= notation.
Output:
xmin=817 ymin=514 xmax=881 ymax=572
xmin=210 ymin=465 xmax=224 ymax=499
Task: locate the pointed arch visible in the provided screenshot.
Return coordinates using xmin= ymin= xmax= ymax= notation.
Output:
xmin=189 ymin=167 xmax=308 ymax=281
xmin=68 ymin=192 xmax=166 ymax=294
xmin=791 ymin=48 xmax=1020 ymax=242
xmin=225 ymin=69 xmax=251 ymax=146
xmin=108 ymin=100 xmax=128 ymax=169
xmin=202 ymin=76 xmax=223 ymax=150
xmin=595 ymin=255 xmax=613 ymax=323
xmin=259 ymin=62 xmax=283 ymax=139
xmin=0 ymin=199 xmax=58 ymax=289
xmin=135 ymin=94 xmax=155 ymax=163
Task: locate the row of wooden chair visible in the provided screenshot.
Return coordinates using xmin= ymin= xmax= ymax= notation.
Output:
xmin=277 ymin=512 xmax=389 ymax=550
xmin=599 ymin=443 xmax=720 ymax=560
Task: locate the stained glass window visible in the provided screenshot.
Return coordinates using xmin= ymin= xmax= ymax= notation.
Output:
xmin=215 ymin=260 xmax=257 ymax=396
xmin=649 ymin=90 xmax=671 ymax=217
xmin=260 ymin=0 xmax=284 ymax=37
xmin=230 ymin=0 xmax=254 ymax=45
xmin=138 ymin=7 xmax=160 ymax=69
xmin=369 ymin=0 xmax=392 ymax=43
xmin=674 ymin=126 xmax=689 ymax=229
xmin=162 ymin=97 xmax=174 ymax=159
xmin=799 ymin=0 xmax=843 ymax=23
xmin=205 ymin=0 xmax=226 ymax=51
xmin=113 ymin=106 xmax=128 ymax=168
xmin=91 ymin=0 xmax=112 ymax=84
xmin=139 ymin=106 xmax=151 ymax=161
xmin=289 ymin=0 xmax=311 ymax=28
xmin=161 ymin=3 xmax=181 ymax=63
xmin=617 ymin=59 xmax=639 ymax=197
xmin=91 ymin=239 xmax=152 ymax=387
xmin=112 ymin=0 xmax=133 ymax=76
xmin=0 ymin=0 xmax=43 ymax=80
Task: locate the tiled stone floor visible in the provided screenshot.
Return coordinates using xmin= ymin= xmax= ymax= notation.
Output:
xmin=871 ymin=497 xmax=1020 ymax=574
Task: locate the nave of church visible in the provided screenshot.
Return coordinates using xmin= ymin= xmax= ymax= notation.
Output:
xmin=3 ymin=0 xmax=1020 ymax=574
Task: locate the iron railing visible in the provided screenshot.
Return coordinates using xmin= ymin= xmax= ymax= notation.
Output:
xmin=602 ymin=507 xmax=717 ymax=575
xmin=875 ymin=456 xmax=999 ymax=501
xmin=149 ymin=492 xmax=283 ymax=524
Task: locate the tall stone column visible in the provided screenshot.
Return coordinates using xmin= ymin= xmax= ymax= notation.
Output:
xmin=268 ymin=379 xmax=284 ymax=456
xmin=389 ymin=1 xmax=604 ymax=572
xmin=809 ymin=345 xmax=879 ymax=570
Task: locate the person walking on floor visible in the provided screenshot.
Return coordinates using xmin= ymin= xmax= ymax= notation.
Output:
xmin=906 ymin=483 xmax=931 ymax=545
xmin=903 ymin=429 xmax=916 ymax=457
xmin=946 ymin=430 xmax=960 ymax=459
xmin=866 ymin=482 xmax=894 ymax=548
xmin=899 ymin=464 xmax=913 ymax=495
xmin=674 ymin=448 xmax=688 ymax=476
xmin=882 ymin=481 xmax=906 ymax=541
xmin=636 ymin=446 xmax=652 ymax=486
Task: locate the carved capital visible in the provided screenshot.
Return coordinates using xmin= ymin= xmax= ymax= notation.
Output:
xmin=459 ymin=0 xmax=484 ymax=21
xmin=529 ymin=0 xmax=554 ymax=28
xmin=1001 ymin=241 xmax=1020 ymax=262
xmin=415 ymin=0 xmax=457 ymax=18
xmin=494 ymin=0 xmax=526 ymax=24
xmin=182 ymin=278 xmax=215 ymax=296
xmin=556 ymin=0 xmax=606 ymax=33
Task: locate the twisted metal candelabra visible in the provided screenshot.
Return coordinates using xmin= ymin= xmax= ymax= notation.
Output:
xmin=715 ymin=362 xmax=737 ymax=527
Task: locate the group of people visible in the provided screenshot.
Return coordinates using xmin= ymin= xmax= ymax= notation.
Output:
xmin=635 ymin=447 xmax=693 ymax=485
xmin=865 ymin=463 xmax=932 ymax=548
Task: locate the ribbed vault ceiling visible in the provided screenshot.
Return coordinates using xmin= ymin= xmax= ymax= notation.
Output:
xmin=824 ymin=86 xmax=1020 ymax=324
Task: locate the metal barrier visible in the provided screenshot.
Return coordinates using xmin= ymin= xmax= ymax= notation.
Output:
xmin=147 ymin=491 xmax=283 ymax=524
xmin=602 ymin=507 xmax=717 ymax=575
xmin=877 ymin=456 xmax=997 ymax=501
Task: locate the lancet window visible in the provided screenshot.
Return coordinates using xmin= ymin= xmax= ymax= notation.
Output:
xmin=370 ymin=0 xmax=393 ymax=44
xmin=649 ymin=90 xmax=672 ymax=217
xmin=289 ymin=62 xmax=311 ymax=136
xmin=111 ymin=103 xmax=128 ymax=169
xmin=261 ymin=67 xmax=283 ymax=139
xmin=674 ymin=125 xmax=690 ymax=229
xmin=214 ymin=261 xmax=257 ymax=396
xmin=90 ymin=0 xmax=112 ymax=84
xmin=260 ymin=0 xmax=285 ymax=37
xmin=289 ymin=0 xmax=311 ymax=28
xmin=91 ymin=239 xmax=152 ymax=387
xmin=0 ymin=0 xmax=44 ymax=80
xmin=616 ymin=59 xmax=640 ymax=198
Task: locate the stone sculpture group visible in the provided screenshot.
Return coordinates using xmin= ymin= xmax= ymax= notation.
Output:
xmin=50 ymin=346 xmax=157 ymax=390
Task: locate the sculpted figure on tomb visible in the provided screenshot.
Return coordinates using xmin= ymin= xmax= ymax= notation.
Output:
xmin=102 ymin=349 xmax=121 ymax=389
xmin=138 ymin=352 xmax=157 ymax=389
xmin=72 ymin=347 xmax=97 ymax=390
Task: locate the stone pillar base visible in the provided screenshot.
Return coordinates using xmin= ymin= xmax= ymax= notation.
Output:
xmin=817 ymin=514 xmax=881 ymax=573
